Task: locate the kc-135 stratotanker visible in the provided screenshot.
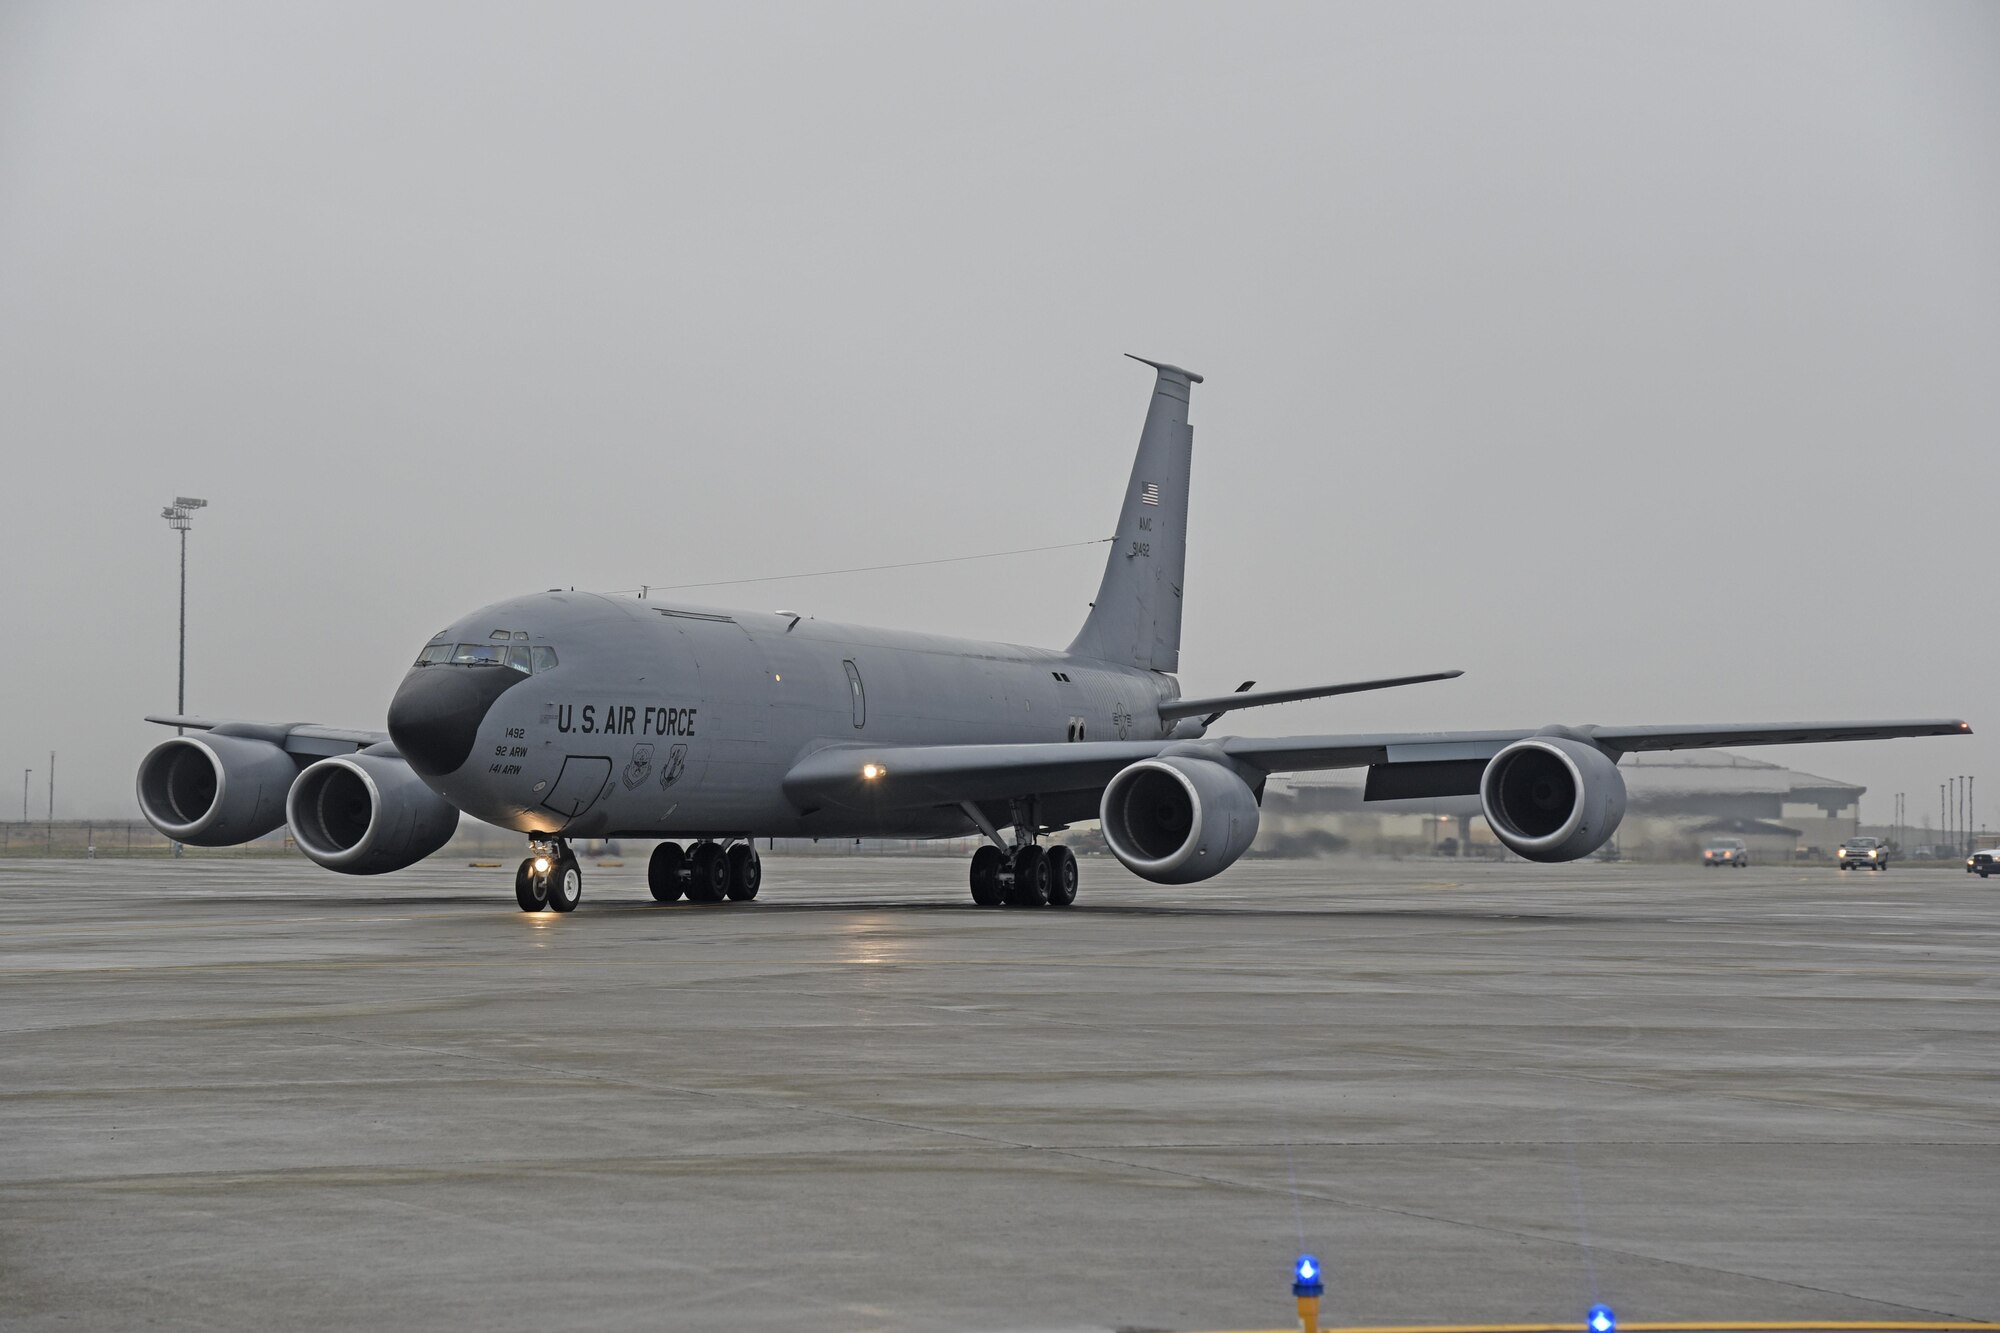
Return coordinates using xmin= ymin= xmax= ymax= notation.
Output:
xmin=137 ymin=357 xmax=1971 ymax=912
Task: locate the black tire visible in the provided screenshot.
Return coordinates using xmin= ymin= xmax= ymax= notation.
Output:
xmin=1045 ymin=845 xmax=1078 ymax=907
xmin=648 ymin=842 xmax=685 ymax=902
xmin=515 ymin=858 xmax=549 ymax=912
xmin=969 ymin=845 xmax=1006 ymax=906
xmin=1980 ymin=868 xmax=1989 ymax=878
xmin=686 ymin=842 xmax=729 ymax=902
xmin=547 ymin=853 xmax=583 ymax=912
xmin=1007 ymin=845 xmax=1051 ymax=907
xmin=726 ymin=844 xmax=762 ymax=900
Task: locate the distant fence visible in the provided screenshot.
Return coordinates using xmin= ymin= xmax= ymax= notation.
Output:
xmin=0 ymin=820 xmax=270 ymax=858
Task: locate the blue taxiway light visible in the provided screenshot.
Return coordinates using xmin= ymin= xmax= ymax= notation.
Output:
xmin=1293 ymin=1254 xmax=1324 ymax=1298
xmin=1588 ymin=1305 xmax=1616 ymax=1333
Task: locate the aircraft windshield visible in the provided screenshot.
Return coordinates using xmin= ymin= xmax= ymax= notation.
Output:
xmin=413 ymin=641 xmax=556 ymax=673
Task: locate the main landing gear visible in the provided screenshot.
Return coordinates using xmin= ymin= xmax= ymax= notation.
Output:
xmin=969 ymin=842 xmax=1078 ymax=909
xmin=648 ymin=840 xmax=761 ymax=904
xmin=515 ymin=839 xmax=582 ymax=914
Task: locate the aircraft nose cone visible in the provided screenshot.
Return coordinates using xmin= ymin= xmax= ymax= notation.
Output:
xmin=387 ymin=666 xmax=525 ymax=778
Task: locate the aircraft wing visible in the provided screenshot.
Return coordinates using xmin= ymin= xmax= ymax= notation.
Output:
xmin=782 ymin=718 xmax=1970 ymax=813
xmin=144 ymin=714 xmax=390 ymax=757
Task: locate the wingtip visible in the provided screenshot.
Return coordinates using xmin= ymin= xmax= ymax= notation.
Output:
xmin=1125 ymin=353 xmax=1204 ymax=384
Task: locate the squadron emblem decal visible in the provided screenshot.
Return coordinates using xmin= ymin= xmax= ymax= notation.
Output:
xmin=658 ymin=743 xmax=689 ymax=790
xmin=621 ymin=743 xmax=653 ymax=790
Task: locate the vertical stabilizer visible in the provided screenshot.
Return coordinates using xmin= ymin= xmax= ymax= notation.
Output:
xmin=1067 ymin=356 xmax=1200 ymax=673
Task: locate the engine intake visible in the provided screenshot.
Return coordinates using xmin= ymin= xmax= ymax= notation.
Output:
xmin=1479 ymin=734 xmax=1627 ymax=862
xmin=286 ymin=751 xmax=459 ymax=875
xmin=1100 ymin=755 xmax=1261 ymax=884
xmin=136 ymin=733 xmax=298 ymax=847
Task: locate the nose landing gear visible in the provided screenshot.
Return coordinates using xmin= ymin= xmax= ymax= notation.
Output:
xmin=516 ymin=839 xmax=581 ymax=913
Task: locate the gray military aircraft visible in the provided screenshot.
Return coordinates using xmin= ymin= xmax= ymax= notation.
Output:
xmin=138 ymin=356 xmax=1970 ymax=912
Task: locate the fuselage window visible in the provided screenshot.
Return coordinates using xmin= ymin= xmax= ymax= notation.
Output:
xmin=532 ymin=646 xmax=559 ymax=672
xmin=506 ymin=645 xmax=532 ymax=673
xmin=843 ymin=660 xmax=866 ymax=728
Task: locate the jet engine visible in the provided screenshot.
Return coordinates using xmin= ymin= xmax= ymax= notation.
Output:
xmin=137 ymin=731 xmax=299 ymax=847
xmin=285 ymin=749 xmax=459 ymax=875
xmin=1099 ymin=755 xmax=1261 ymax=884
xmin=1479 ymin=734 xmax=1627 ymax=862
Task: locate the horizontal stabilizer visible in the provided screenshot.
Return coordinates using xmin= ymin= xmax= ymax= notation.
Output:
xmin=1158 ymin=670 xmax=1464 ymax=723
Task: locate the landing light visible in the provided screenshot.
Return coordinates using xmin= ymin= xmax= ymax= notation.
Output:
xmin=861 ymin=764 xmax=884 ymax=780
xmin=533 ymin=856 xmax=551 ymax=874
xmin=1588 ymin=1305 xmax=1615 ymax=1333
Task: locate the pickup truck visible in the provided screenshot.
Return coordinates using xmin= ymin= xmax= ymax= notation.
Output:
xmin=1969 ymin=848 xmax=1997 ymax=877
xmin=1838 ymin=837 xmax=1889 ymax=871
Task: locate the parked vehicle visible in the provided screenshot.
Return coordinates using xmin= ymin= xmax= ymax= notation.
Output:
xmin=1702 ymin=838 xmax=1748 ymax=868
xmin=1968 ymin=848 xmax=1997 ymax=877
xmin=1838 ymin=836 xmax=1889 ymax=871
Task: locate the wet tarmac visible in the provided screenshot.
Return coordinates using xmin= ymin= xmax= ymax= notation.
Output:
xmin=2 ymin=853 xmax=1996 ymax=1330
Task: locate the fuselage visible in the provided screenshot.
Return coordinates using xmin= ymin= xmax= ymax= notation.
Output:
xmin=387 ymin=591 xmax=1180 ymax=841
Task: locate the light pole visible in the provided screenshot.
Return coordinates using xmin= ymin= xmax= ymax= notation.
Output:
xmin=22 ymin=769 xmax=30 ymax=823
xmin=160 ymin=498 xmax=207 ymax=732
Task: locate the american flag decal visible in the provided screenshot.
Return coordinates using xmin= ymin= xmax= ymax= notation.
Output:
xmin=1140 ymin=483 xmax=1160 ymax=506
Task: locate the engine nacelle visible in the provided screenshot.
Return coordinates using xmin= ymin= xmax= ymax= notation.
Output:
xmin=286 ymin=750 xmax=459 ymax=875
xmin=137 ymin=732 xmax=298 ymax=847
xmin=1100 ymin=756 xmax=1261 ymax=884
xmin=1479 ymin=734 xmax=1627 ymax=862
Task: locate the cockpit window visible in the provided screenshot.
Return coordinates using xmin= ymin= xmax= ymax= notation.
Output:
xmin=414 ymin=639 xmax=556 ymax=671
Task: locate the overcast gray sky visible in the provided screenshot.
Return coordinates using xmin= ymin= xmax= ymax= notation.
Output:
xmin=2 ymin=1 xmax=1995 ymax=830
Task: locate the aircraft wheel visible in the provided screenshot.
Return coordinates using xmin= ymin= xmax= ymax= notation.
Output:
xmin=1007 ymin=845 xmax=1051 ymax=907
xmin=686 ymin=842 xmax=729 ymax=902
xmin=648 ymin=842 xmax=685 ymax=901
xmin=1045 ymin=845 xmax=1078 ymax=907
xmin=547 ymin=853 xmax=583 ymax=913
xmin=969 ymin=845 xmax=1007 ymax=906
xmin=726 ymin=844 xmax=762 ymax=900
xmin=515 ymin=858 xmax=550 ymax=912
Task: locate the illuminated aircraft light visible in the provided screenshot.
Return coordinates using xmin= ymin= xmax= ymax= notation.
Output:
xmin=533 ymin=857 xmax=551 ymax=874
xmin=862 ymin=764 xmax=884 ymax=780
xmin=1588 ymin=1305 xmax=1615 ymax=1333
